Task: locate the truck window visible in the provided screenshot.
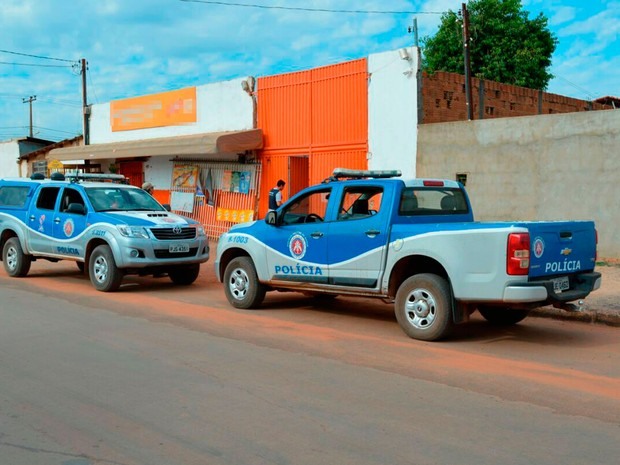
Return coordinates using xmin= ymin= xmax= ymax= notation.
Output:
xmin=399 ymin=187 xmax=468 ymax=216
xmin=338 ymin=187 xmax=383 ymax=221
xmin=60 ymin=187 xmax=86 ymax=213
xmin=0 ymin=186 xmax=30 ymax=207
xmin=282 ymin=188 xmax=330 ymax=225
xmin=36 ymin=187 xmax=61 ymax=210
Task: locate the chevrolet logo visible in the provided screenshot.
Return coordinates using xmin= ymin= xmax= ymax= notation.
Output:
xmin=560 ymin=248 xmax=572 ymax=256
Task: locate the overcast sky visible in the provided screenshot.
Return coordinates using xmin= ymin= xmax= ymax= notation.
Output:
xmin=1 ymin=0 xmax=618 ymax=142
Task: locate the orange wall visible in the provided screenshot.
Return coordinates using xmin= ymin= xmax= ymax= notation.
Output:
xmin=257 ymin=58 xmax=369 ymax=216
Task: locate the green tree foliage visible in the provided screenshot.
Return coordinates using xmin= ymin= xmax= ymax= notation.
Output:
xmin=422 ymin=0 xmax=558 ymax=89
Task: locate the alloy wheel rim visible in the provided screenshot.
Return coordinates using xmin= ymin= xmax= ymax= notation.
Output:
xmin=6 ymin=246 xmax=17 ymax=270
xmin=93 ymin=255 xmax=109 ymax=283
xmin=229 ymin=268 xmax=249 ymax=300
xmin=404 ymin=288 xmax=437 ymax=329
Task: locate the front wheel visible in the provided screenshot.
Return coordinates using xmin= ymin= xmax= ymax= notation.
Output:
xmin=478 ymin=306 xmax=530 ymax=326
xmin=169 ymin=264 xmax=200 ymax=285
xmin=223 ymin=256 xmax=266 ymax=309
xmin=89 ymin=245 xmax=123 ymax=292
xmin=2 ymin=237 xmax=32 ymax=277
xmin=394 ymin=273 xmax=454 ymax=341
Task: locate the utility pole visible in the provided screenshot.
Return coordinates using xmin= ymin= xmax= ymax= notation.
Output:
xmin=81 ymin=58 xmax=90 ymax=145
xmin=22 ymin=95 xmax=37 ymax=137
xmin=408 ymin=18 xmax=424 ymax=124
xmin=462 ymin=3 xmax=474 ymax=120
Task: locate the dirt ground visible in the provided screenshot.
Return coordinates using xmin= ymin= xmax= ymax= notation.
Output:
xmin=587 ymin=263 xmax=620 ymax=311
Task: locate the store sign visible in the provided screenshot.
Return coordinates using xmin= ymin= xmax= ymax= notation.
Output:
xmin=110 ymin=87 xmax=197 ymax=132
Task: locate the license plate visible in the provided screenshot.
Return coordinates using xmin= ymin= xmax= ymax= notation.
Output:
xmin=169 ymin=243 xmax=189 ymax=253
xmin=552 ymin=276 xmax=569 ymax=293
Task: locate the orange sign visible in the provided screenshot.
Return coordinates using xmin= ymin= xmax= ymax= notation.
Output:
xmin=216 ymin=208 xmax=255 ymax=223
xmin=110 ymin=87 xmax=197 ymax=132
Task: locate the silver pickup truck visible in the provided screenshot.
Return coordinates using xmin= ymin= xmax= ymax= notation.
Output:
xmin=0 ymin=173 xmax=209 ymax=291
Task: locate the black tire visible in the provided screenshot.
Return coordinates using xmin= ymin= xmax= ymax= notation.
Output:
xmin=394 ymin=273 xmax=454 ymax=341
xmin=2 ymin=237 xmax=31 ymax=277
xmin=169 ymin=264 xmax=200 ymax=285
xmin=89 ymin=245 xmax=123 ymax=292
xmin=478 ymin=306 xmax=530 ymax=326
xmin=223 ymin=256 xmax=266 ymax=309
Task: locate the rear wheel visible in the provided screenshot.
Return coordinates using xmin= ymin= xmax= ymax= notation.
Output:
xmin=394 ymin=273 xmax=453 ymax=341
xmin=2 ymin=237 xmax=31 ymax=277
xmin=478 ymin=306 xmax=530 ymax=326
xmin=89 ymin=245 xmax=123 ymax=292
xmin=169 ymin=264 xmax=200 ymax=285
xmin=223 ymin=256 xmax=266 ymax=309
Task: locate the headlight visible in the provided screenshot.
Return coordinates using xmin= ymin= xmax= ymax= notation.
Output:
xmin=191 ymin=224 xmax=206 ymax=237
xmin=117 ymin=225 xmax=149 ymax=239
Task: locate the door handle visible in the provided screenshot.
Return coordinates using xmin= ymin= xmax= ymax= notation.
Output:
xmin=54 ymin=218 xmax=61 ymax=224
xmin=29 ymin=215 xmax=36 ymax=221
xmin=365 ymin=229 xmax=380 ymax=238
xmin=311 ymin=231 xmax=324 ymax=238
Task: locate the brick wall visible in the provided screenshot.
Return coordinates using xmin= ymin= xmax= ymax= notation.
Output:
xmin=421 ymin=71 xmax=612 ymax=124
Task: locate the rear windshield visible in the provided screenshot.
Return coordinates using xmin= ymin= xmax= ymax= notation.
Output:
xmin=0 ymin=186 xmax=30 ymax=208
xmin=399 ymin=187 xmax=468 ymax=216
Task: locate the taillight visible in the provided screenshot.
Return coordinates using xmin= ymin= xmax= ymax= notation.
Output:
xmin=595 ymin=229 xmax=598 ymax=261
xmin=507 ymin=233 xmax=530 ymax=275
xmin=423 ymin=180 xmax=444 ymax=187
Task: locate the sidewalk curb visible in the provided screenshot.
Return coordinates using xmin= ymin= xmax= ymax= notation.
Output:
xmin=531 ymin=306 xmax=620 ymax=327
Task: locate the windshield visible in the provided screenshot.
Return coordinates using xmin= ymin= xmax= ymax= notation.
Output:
xmin=85 ymin=187 xmax=165 ymax=212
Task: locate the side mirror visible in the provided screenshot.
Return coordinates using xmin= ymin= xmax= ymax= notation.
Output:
xmin=265 ymin=210 xmax=277 ymax=225
xmin=162 ymin=203 xmax=171 ymax=212
xmin=66 ymin=203 xmax=86 ymax=215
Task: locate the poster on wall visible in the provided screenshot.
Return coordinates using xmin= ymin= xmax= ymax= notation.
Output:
xmin=238 ymin=171 xmax=251 ymax=194
xmin=222 ymin=170 xmax=232 ymax=191
xmin=222 ymin=170 xmax=251 ymax=194
xmin=170 ymin=191 xmax=195 ymax=213
xmin=172 ymin=165 xmax=199 ymax=189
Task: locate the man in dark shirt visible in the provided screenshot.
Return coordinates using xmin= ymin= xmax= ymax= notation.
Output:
xmin=268 ymin=179 xmax=286 ymax=211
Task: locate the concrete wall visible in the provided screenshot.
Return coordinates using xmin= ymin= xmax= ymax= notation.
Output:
xmin=89 ymin=77 xmax=255 ymax=144
xmin=368 ymin=48 xmax=418 ymax=179
xmin=417 ymin=109 xmax=620 ymax=259
xmin=0 ymin=140 xmax=19 ymax=177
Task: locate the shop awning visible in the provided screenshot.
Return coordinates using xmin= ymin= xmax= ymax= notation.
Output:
xmin=47 ymin=129 xmax=263 ymax=161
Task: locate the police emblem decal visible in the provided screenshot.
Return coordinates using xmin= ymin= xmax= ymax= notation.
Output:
xmin=533 ymin=236 xmax=544 ymax=258
xmin=63 ymin=218 xmax=75 ymax=237
xmin=288 ymin=233 xmax=307 ymax=260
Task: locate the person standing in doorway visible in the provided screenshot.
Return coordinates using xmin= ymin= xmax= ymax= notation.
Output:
xmin=142 ymin=182 xmax=154 ymax=195
xmin=268 ymin=179 xmax=286 ymax=211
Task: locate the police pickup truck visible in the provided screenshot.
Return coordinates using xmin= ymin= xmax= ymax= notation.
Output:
xmin=0 ymin=173 xmax=209 ymax=292
xmin=215 ymin=169 xmax=601 ymax=341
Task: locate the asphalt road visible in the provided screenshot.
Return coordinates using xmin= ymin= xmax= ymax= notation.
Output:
xmin=1 ymin=261 xmax=619 ymax=465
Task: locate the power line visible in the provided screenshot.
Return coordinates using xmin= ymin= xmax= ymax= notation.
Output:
xmin=179 ymin=0 xmax=443 ymax=14
xmin=553 ymin=75 xmax=597 ymax=100
xmin=0 ymin=60 xmax=73 ymax=68
xmin=0 ymin=48 xmax=76 ymax=63
xmin=32 ymin=125 xmax=81 ymax=135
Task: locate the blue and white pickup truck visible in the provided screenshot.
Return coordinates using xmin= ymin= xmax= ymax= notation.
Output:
xmin=215 ymin=169 xmax=601 ymax=341
xmin=0 ymin=173 xmax=209 ymax=291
